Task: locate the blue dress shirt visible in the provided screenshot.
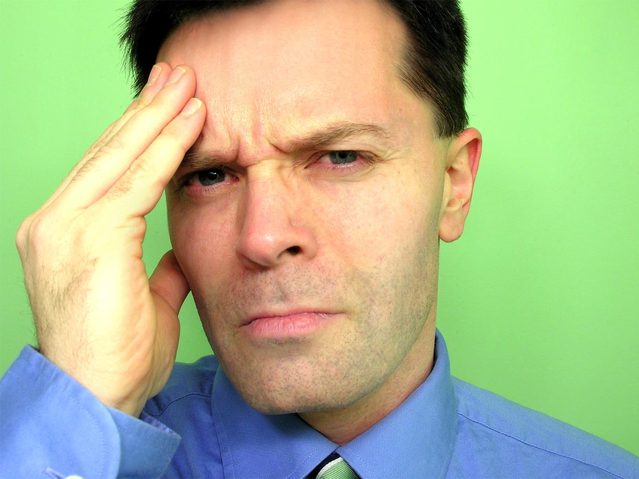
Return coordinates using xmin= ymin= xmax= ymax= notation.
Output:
xmin=1 ymin=331 xmax=637 ymax=478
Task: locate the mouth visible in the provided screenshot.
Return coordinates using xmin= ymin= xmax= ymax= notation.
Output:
xmin=241 ymin=310 xmax=340 ymax=340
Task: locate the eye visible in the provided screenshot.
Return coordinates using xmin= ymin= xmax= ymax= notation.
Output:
xmin=310 ymin=150 xmax=377 ymax=175
xmin=328 ymin=150 xmax=359 ymax=165
xmin=185 ymin=168 xmax=227 ymax=187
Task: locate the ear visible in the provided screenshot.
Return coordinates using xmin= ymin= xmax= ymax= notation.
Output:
xmin=438 ymin=128 xmax=482 ymax=243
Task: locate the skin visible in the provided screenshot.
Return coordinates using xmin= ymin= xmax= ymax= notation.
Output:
xmin=17 ymin=0 xmax=479 ymax=445
xmin=161 ymin=0 xmax=480 ymax=443
xmin=17 ymin=65 xmax=205 ymax=415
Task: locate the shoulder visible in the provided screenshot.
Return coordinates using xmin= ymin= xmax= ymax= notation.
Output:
xmin=143 ymin=355 xmax=220 ymax=418
xmin=450 ymin=378 xmax=639 ymax=479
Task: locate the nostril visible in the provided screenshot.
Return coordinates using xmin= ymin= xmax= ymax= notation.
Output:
xmin=287 ymin=246 xmax=302 ymax=255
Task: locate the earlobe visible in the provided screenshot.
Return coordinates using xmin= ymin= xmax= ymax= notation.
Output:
xmin=438 ymin=128 xmax=482 ymax=243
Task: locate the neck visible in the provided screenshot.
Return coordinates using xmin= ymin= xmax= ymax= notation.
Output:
xmin=299 ymin=320 xmax=437 ymax=444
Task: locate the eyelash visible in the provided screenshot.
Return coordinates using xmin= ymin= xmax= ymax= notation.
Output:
xmin=313 ymin=150 xmax=374 ymax=170
xmin=178 ymin=167 xmax=233 ymax=193
xmin=178 ymin=150 xmax=375 ymax=192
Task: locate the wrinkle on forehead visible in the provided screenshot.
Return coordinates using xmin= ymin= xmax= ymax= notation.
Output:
xmin=157 ymin=0 xmax=433 ymax=161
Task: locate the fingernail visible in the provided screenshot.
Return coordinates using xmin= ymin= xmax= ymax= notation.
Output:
xmin=147 ymin=64 xmax=161 ymax=85
xmin=166 ymin=66 xmax=186 ymax=85
xmin=181 ymin=98 xmax=202 ymax=116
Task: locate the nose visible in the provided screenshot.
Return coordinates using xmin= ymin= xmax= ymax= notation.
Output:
xmin=236 ymin=171 xmax=318 ymax=269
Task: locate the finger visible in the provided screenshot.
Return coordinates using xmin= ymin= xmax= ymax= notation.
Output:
xmin=37 ymin=63 xmax=174 ymax=212
xmin=149 ymin=250 xmax=191 ymax=315
xmin=107 ymin=96 xmax=206 ymax=216
xmin=53 ymin=65 xmax=197 ymax=211
xmin=81 ymin=63 xmax=173 ymax=161
xmin=149 ymin=250 xmax=189 ymax=398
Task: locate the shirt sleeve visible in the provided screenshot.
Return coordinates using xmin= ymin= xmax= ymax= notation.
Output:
xmin=0 ymin=346 xmax=181 ymax=479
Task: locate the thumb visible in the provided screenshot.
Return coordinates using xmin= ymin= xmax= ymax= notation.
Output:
xmin=149 ymin=250 xmax=190 ymax=314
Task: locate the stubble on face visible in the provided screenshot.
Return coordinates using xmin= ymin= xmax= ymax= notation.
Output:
xmin=195 ymin=229 xmax=439 ymax=415
xmin=162 ymin=0 xmax=448 ymax=434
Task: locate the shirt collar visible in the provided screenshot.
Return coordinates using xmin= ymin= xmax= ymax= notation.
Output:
xmin=211 ymin=330 xmax=457 ymax=479
xmin=211 ymin=370 xmax=336 ymax=479
xmin=337 ymin=330 xmax=458 ymax=478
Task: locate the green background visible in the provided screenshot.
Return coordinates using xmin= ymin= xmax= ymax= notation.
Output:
xmin=1 ymin=0 xmax=637 ymax=456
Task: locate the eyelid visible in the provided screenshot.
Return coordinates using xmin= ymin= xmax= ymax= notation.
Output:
xmin=313 ymin=150 xmax=377 ymax=167
xmin=176 ymin=149 xmax=377 ymax=182
xmin=176 ymin=164 xmax=232 ymax=191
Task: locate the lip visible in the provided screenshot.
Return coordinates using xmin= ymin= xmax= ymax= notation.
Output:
xmin=241 ymin=310 xmax=339 ymax=340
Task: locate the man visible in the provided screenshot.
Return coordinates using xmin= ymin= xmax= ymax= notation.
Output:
xmin=0 ymin=0 xmax=637 ymax=477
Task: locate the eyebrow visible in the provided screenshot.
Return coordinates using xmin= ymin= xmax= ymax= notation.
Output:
xmin=180 ymin=121 xmax=393 ymax=171
xmin=286 ymin=121 xmax=392 ymax=151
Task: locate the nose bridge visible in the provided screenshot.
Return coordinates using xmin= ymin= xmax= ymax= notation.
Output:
xmin=244 ymin=166 xmax=290 ymax=228
xmin=236 ymin=165 xmax=316 ymax=268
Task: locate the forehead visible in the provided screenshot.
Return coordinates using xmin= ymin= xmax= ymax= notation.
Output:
xmin=159 ymin=0 xmax=406 ymax=70
xmin=158 ymin=0 xmax=432 ymax=152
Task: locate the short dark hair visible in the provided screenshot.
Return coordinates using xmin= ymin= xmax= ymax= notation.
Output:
xmin=120 ymin=0 xmax=468 ymax=137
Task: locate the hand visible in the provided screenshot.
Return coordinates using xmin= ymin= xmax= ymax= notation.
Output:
xmin=15 ymin=63 xmax=206 ymax=416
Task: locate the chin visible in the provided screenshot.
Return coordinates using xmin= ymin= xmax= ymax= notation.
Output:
xmin=240 ymin=388 xmax=335 ymax=415
xmin=234 ymin=375 xmax=362 ymax=415
xmin=216 ymin=345 xmax=374 ymax=415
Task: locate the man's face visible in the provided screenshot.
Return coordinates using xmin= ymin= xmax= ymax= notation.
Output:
xmin=161 ymin=0 xmax=466 ymax=415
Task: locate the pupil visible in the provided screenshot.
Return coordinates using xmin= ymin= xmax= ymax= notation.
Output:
xmin=198 ymin=169 xmax=224 ymax=186
xmin=331 ymin=151 xmax=357 ymax=164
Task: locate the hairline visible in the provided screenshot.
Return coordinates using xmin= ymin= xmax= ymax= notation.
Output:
xmin=125 ymin=0 xmax=459 ymax=139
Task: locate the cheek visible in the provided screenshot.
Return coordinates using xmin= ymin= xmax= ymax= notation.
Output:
xmin=318 ymin=170 xmax=441 ymax=268
xmin=167 ymin=201 xmax=237 ymax=287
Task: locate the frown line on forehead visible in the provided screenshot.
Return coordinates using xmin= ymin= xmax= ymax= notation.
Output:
xmin=180 ymin=121 xmax=396 ymax=170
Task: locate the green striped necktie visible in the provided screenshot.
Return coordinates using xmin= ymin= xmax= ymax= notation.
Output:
xmin=316 ymin=456 xmax=358 ymax=479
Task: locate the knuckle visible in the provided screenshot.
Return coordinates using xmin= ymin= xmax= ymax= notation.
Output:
xmin=127 ymin=156 xmax=154 ymax=179
xmin=160 ymin=125 xmax=192 ymax=155
xmin=16 ymin=213 xmax=57 ymax=263
xmin=128 ymin=97 xmax=142 ymax=111
xmin=132 ymin=94 xmax=152 ymax=111
xmin=73 ymin=142 xmax=119 ymax=182
xmin=103 ymin=133 xmax=126 ymax=154
xmin=86 ymin=131 xmax=114 ymax=157
xmin=70 ymin=160 xmax=94 ymax=183
xmin=109 ymin=177 xmax=132 ymax=199
xmin=109 ymin=155 xmax=164 ymax=199
xmin=27 ymin=214 xmax=57 ymax=246
xmin=118 ymin=157 xmax=162 ymax=194
xmin=15 ymin=215 xmax=35 ymax=252
xmin=86 ymin=112 xmax=132 ymax=158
